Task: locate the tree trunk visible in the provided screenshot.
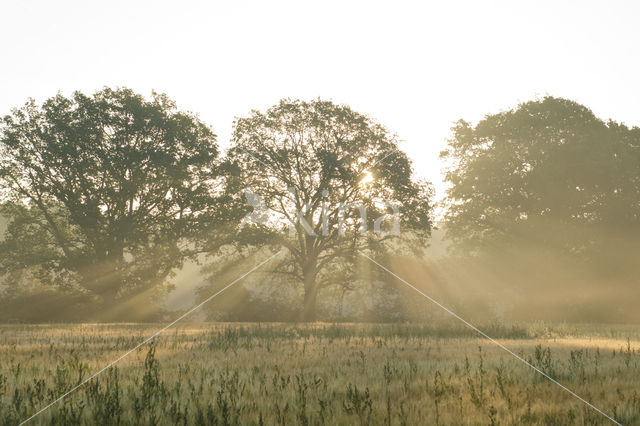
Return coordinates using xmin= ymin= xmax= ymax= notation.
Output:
xmin=81 ymin=245 xmax=125 ymax=321
xmin=302 ymin=260 xmax=318 ymax=322
xmin=97 ymin=287 xmax=121 ymax=321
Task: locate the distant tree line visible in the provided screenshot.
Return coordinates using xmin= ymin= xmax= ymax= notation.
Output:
xmin=1 ymin=90 xmax=638 ymax=322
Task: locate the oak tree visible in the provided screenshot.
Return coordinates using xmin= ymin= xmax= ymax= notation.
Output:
xmin=0 ymin=88 xmax=234 ymax=319
xmin=226 ymin=99 xmax=433 ymax=320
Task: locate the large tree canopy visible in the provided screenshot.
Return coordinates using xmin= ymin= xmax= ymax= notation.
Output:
xmin=225 ymin=99 xmax=433 ymax=320
xmin=0 ymin=88 xmax=233 ymax=320
xmin=441 ymin=96 xmax=640 ymax=259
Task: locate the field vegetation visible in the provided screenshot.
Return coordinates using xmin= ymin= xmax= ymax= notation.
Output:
xmin=1 ymin=322 xmax=638 ymax=425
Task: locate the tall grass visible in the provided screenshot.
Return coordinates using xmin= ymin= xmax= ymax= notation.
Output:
xmin=0 ymin=322 xmax=637 ymax=425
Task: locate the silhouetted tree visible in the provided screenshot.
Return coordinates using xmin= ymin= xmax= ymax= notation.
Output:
xmin=441 ymin=96 xmax=640 ymax=260
xmin=0 ymin=88 xmax=235 ymax=320
xmin=225 ymin=99 xmax=433 ymax=321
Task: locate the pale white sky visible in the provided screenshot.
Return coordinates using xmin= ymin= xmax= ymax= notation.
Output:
xmin=2 ymin=0 xmax=639 ymax=202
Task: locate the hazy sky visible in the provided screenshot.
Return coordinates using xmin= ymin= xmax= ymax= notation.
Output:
xmin=2 ymin=0 xmax=639 ymax=202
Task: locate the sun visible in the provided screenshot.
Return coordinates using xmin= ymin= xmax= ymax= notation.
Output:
xmin=360 ymin=170 xmax=374 ymax=185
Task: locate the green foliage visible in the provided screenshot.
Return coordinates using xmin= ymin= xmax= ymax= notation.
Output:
xmin=442 ymin=96 xmax=640 ymax=257
xmin=0 ymin=87 xmax=237 ymax=320
xmin=342 ymin=383 xmax=372 ymax=423
xmin=223 ymin=99 xmax=433 ymax=320
xmin=440 ymin=97 xmax=640 ymax=321
xmin=86 ymin=367 xmax=122 ymax=425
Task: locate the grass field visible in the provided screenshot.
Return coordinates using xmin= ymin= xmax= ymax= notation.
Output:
xmin=0 ymin=322 xmax=638 ymax=425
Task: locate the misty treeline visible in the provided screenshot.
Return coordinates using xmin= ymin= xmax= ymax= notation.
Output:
xmin=0 ymin=89 xmax=638 ymax=323
xmin=0 ymin=88 xmax=431 ymax=322
xmin=438 ymin=97 xmax=640 ymax=323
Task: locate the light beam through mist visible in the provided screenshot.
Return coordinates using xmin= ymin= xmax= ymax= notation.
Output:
xmin=361 ymin=253 xmax=622 ymax=426
xmin=19 ymin=250 xmax=283 ymax=425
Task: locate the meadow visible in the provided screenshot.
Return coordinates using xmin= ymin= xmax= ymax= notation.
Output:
xmin=0 ymin=322 xmax=638 ymax=425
